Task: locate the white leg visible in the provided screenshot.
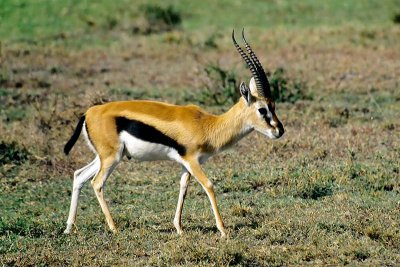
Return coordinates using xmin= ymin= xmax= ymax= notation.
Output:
xmin=64 ymin=156 xmax=100 ymax=234
xmin=173 ymin=168 xmax=191 ymax=234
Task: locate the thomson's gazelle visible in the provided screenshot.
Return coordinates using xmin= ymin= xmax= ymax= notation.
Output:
xmin=64 ymin=29 xmax=284 ymax=237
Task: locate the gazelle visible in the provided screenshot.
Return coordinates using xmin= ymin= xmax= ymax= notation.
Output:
xmin=64 ymin=29 xmax=284 ymax=237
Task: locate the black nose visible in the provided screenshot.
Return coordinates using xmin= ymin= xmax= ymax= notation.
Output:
xmin=278 ymin=127 xmax=285 ymax=137
xmin=276 ymin=120 xmax=284 ymax=137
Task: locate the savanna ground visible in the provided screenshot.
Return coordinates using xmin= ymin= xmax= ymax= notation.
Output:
xmin=1 ymin=0 xmax=399 ymax=266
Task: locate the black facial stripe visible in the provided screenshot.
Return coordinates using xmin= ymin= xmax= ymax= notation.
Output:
xmin=258 ymin=107 xmax=272 ymax=120
xmin=260 ymin=110 xmax=276 ymax=130
xmin=115 ymin=117 xmax=186 ymax=156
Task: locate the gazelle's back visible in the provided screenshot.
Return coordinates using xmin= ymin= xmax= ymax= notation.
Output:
xmin=84 ymin=100 xmax=213 ymax=156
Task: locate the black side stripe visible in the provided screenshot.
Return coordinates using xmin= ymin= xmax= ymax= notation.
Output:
xmin=115 ymin=117 xmax=187 ymax=156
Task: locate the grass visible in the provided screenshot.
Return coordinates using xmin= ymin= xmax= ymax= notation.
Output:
xmin=1 ymin=0 xmax=400 ymax=266
xmin=1 ymin=0 xmax=399 ymax=47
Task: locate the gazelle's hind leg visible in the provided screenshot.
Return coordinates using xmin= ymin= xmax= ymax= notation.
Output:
xmin=91 ymin=153 xmax=121 ymax=233
xmin=65 ymin=156 xmax=100 ymax=234
xmin=173 ymin=168 xmax=191 ymax=234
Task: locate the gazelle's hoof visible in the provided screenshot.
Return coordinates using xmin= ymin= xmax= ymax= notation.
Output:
xmin=173 ymin=220 xmax=183 ymax=235
xmin=64 ymin=224 xmax=72 ymax=234
xmin=219 ymin=228 xmax=229 ymax=239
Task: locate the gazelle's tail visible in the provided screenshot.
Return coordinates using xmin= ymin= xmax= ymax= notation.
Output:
xmin=64 ymin=116 xmax=85 ymax=155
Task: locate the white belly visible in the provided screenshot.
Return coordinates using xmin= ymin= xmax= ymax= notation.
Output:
xmin=119 ymin=131 xmax=180 ymax=162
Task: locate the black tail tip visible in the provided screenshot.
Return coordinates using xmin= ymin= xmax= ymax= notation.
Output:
xmin=64 ymin=115 xmax=85 ymax=156
xmin=64 ymin=146 xmax=70 ymax=155
xmin=64 ymin=141 xmax=73 ymax=155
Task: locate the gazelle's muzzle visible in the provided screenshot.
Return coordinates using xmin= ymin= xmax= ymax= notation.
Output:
xmin=267 ymin=116 xmax=284 ymax=139
xmin=273 ymin=121 xmax=285 ymax=138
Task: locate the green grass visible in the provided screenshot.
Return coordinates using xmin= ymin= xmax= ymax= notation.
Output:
xmin=1 ymin=0 xmax=399 ymax=47
xmin=1 ymin=0 xmax=400 ymax=266
xmin=1 ymin=149 xmax=399 ymax=265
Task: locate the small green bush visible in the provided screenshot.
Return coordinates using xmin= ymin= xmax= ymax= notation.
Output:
xmin=297 ymin=183 xmax=333 ymax=200
xmin=142 ymin=5 xmax=181 ymax=26
xmin=201 ymin=63 xmax=240 ymax=105
xmin=0 ymin=140 xmax=30 ymax=165
xmin=270 ymin=67 xmax=310 ymax=103
xmin=393 ymin=12 xmax=400 ymax=24
xmin=136 ymin=4 xmax=182 ymax=34
xmin=353 ymin=249 xmax=370 ymax=261
xmin=203 ymin=32 xmax=222 ymax=49
xmin=200 ymin=66 xmax=310 ymax=105
xmin=0 ymin=217 xmax=44 ymax=237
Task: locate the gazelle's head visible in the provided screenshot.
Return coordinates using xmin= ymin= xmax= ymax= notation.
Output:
xmin=233 ymin=29 xmax=284 ymax=139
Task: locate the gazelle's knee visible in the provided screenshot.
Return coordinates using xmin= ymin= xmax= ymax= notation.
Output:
xmin=73 ymin=179 xmax=85 ymax=190
xmin=73 ymin=170 xmax=79 ymax=179
xmin=90 ymin=176 xmax=105 ymax=193
xmin=90 ymin=179 xmax=100 ymax=191
xmin=203 ymin=180 xmax=214 ymax=191
xmin=73 ymin=173 xmax=90 ymax=190
xmin=73 ymin=164 xmax=98 ymax=190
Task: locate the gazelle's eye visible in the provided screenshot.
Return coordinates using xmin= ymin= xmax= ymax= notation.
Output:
xmin=258 ymin=108 xmax=267 ymax=116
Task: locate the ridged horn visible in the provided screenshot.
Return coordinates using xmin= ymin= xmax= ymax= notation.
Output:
xmin=241 ymin=29 xmax=271 ymax=98
xmin=232 ymin=29 xmax=266 ymax=98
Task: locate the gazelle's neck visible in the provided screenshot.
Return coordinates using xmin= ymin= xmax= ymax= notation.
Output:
xmin=206 ymin=99 xmax=253 ymax=151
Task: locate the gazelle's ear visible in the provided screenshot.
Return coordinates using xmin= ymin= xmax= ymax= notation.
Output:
xmin=249 ymin=77 xmax=257 ymax=95
xmin=240 ymin=81 xmax=252 ymax=106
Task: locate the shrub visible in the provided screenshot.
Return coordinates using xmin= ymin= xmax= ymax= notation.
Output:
xmin=353 ymin=249 xmax=370 ymax=261
xmin=134 ymin=4 xmax=182 ymax=34
xmin=0 ymin=140 xmax=30 ymax=165
xmin=142 ymin=5 xmax=181 ymax=26
xmin=200 ymin=65 xmax=309 ymax=105
xmin=297 ymin=183 xmax=333 ymax=200
xmin=203 ymin=32 xmax=222 ymax=49
xmin=269 ymin=67 xmax=310 ymax=103
xmin=0 ymin=217 xmax=44 ymax=237
xmin=201 ymin=63 xmax=240 ymax=105
xmin=393 ymin=12 xmax=400 ymax=24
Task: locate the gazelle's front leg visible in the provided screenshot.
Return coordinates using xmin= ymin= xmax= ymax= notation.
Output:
xmin=186 ymin=159 xmax=226 ymax=237
xmin=173 ymin=168 xmax=191 ymax=234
